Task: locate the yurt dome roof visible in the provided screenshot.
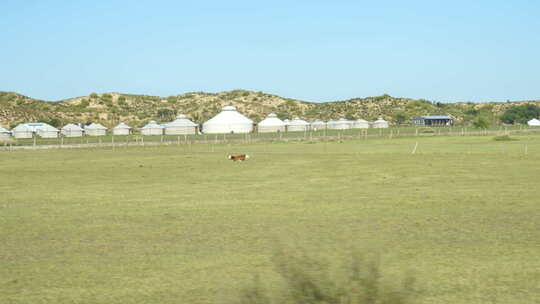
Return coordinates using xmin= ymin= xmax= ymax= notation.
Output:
xmin=142 ymin=121 xmax=164 ymax=129
xmin=289 ymin=117 xmax=309 ymax=125
xmin=328 ymin=118 xmax=351 ymax=125
xmin=62 ymin=123 xmax=84 ymax=131
xmin=12 ymin=124 xmax=33 ymax=132
xmin=223 ymin=105 xmax=237 ymax=111
xmin=204 ymin=106 xmax=253 ymax=125
xmin=85 ymin=123 xmax=107 ymax=130
xmin=38 ymin=124 xmax=60 ymax=132
xmin=167 ymin=114 xmax=197 ymax=127
xmin=258 ymin=113 xmax=285 ymax=126
xmin=14 ymin=122 xmax=58 ymax=132
xmin=114 ymin=122 xmax=132 ymax=129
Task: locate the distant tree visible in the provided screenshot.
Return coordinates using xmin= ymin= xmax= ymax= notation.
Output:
xmin=39 ymin=118 xmax=61 ymax=127
xmin=473 ymin=116 xmax=490 ymax=129
xmin=395 ymin=112 xmax=409 ymax=125
xmin=157 ymin=108 xmax=175 ymax=120
xmin=79 ymin=99 xmax=90 ymax=108
xmin=500 ymin=104 xmax=540 ymax=124
xmin=90 ymin=93 xmax=99 ymax=99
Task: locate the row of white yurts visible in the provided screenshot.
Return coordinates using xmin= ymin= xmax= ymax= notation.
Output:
xmin=200 ymin=106 xmax=389 ymax=134
xmin=0 ymin=106 xmax=390 ymax=139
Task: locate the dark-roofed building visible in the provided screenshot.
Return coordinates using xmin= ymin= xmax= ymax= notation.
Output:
xmin=412 ymin=115 xmax=454 ymax=126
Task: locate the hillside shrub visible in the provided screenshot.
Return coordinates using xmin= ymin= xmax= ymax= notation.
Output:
xmin=501 ymin=104 xmax=540 ymax=124
xmin=39 ymin=118 xmax=61 ymax=127
xmin=472 ymin=116 xmax=490 ymax=129
xmin=493 ymin=135 xmax=518 ymax=141
xmin=395 ymin=112 xmax=409 ymax=125
xmin=238 ymin=249 xmax=417 ymax=304
xmin=79 ymin=99 xmax=90 ymax=108
xmin=90 ymin=93 xmax=99 ymax=99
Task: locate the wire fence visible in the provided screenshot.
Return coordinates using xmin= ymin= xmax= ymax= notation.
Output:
xmin=1 ymin=125 xmax=539 ymax=151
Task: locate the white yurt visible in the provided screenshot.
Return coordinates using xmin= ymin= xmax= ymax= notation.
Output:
xmin=61 ymin=123 xmax=84 ymax=137
xmin=12 ymin=124 xmax=33 ymax=139
xmin=0 ymin=125 xmax=11 ymax=141
xmin=141 ymin=120 xmax=164 ymax=135
xmin=310 ymin=120 xmax=327 ymax=131
xmin=36 ymin=124 xmax=59 ymax=138
xmin=372 ymin=117 xmax=389 ymax=128
xmin=202 ymin=106 xmax=253 ymax=134
xmin=353 ymin=119 xmax=370 ymax=129
xmin=287 ymin=117 xmax=310 ymax=132
xmin=85 ymin=123 xmax=107 ymax=136
xmin=12 ymin=122 xmax=58 ymax=139
xmin=527 ymin=118 xmax=540 ymax=126
xmin=113 ymin=123 xmax=132 ymax=135
xmin=165 ymin=114 xmax=198 ymax=135
xmin=258 ymin=113 xmax=286 ymax=133
xmin=327 ymin=118 xmax=353 ymax=130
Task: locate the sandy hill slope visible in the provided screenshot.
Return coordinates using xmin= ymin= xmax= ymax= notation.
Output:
xmin=0 ymin=90 xmax=538 ymax=128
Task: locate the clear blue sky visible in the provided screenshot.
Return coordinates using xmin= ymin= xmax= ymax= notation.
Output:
xmin=1 ymin=0 xmax=539 ymax=102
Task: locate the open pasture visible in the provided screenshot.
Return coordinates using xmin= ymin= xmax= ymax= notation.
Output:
xmin=1 ymin=134 xmax=540 ymax=303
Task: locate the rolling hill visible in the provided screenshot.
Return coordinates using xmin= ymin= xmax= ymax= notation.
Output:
xmin=0 ymin=90 xmax=538 ymax=128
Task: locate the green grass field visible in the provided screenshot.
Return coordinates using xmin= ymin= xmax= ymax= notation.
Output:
xmin=1 ymin=134 xmax=539 ymax=303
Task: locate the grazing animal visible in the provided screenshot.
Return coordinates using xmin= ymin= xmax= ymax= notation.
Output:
xmin=228 ymin=154 xmax=250 ymax=162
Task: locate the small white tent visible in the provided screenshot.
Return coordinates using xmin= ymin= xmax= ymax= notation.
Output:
xmin=372 ymin=117 xmax=389 ymax=128
xmin=327 ymin=118 xmax=353 ymax=130
xmin=12 ymin=124 xmax=33 ymax=139
xmin=0 ymin=125 xmax=11 ymax=141
xmin=85 ymin=123 xmax=107 ymax=136
xmin=310 ymin=120 xmax=327 ymax=131
xmin=141 ymin=120 xmax=164 ymax=135
xmin=36 ymin=124 xmax=59 ymax=138
xmin=165 ymin=114 xmax=198 ymax=135
xmin=113 ymin=123 xmax=132 ymax=135
xmin=258 ymin=113 xmax=286 ymax=133
xmin=527 ymin=118 xmax=540 ymax=126
xmin=353 ymin=119 xmax=369 ymax=129
xmin=202 ymin=106 xmax=253 ymax=134
xmin=61 ymin=123 xmax=84 ymax=137
xmin=12 ymin=122 xmax=58 ymax=138
xmin=287 ymin=117 xmax=310 ymax=132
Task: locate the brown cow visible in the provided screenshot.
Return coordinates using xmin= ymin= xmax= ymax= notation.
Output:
xmin=228 ymin=154 xmax=250 ymax=162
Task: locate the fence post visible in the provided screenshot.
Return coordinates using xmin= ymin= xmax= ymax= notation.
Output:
xmin=412 ymin=142 xmax=418 ymax=154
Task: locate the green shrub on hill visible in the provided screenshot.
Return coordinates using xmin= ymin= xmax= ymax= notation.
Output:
xmin=500 ymin=104 xmax=540 ymax=124
xmin=473 ymin=116 xmax=490 ymax=129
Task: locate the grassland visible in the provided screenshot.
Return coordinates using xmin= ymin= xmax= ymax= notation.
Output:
xmin=1 ymin=134 xmax=539 ymax=303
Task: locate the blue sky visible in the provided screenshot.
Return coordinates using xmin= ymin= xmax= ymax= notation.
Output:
xmin=1 ymin=0 xmax=539 ymax=102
